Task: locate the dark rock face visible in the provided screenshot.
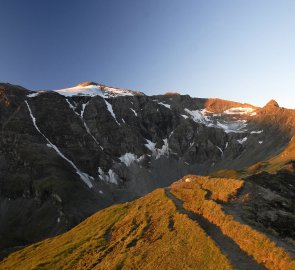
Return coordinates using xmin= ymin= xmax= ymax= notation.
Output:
xmin=244 ymin=170 xmax=295 ymax=240
xmin=0 ymin=82 xmax=293 ymax=257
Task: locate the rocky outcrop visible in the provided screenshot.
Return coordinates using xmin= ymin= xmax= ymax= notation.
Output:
xmin=225 ymin=170 xmax=295 ymax=241
xmin=264 ymin=99 xmax=280 ymax=108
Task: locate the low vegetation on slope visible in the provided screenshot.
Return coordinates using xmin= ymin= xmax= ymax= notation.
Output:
xmin=1 ymin=175 xmax=295 ymax=270
xmin=210 ymin=139 xmax=295 ymax=178
xmin=262 ymin=136 xmax=295 ymax=172
xmin=184 ymin=175 xmax=244 ymax=202
xmin=170 ymin=176 xmax=295 ymax=270
xmin=0 ymin=189 xmax=232 ymax=270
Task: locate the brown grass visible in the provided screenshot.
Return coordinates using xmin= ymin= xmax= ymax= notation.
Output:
xmin=182 ymin=175 xmax=244 ymax=202
xmin=0 ymin=189 xmax=232 ymax=270
xmin=209 ymin=169 xmax=242 ymax=179
xmin=171 ymin=176 xmax=295 ymax=270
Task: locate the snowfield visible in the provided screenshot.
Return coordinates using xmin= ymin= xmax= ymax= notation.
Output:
xmin=54 ymin=84 xmax=140 ymax=98
xmin=183 ymin=108 xmax=250 ymax=133
xmin=223 ymin=107 xmax=255 ymax=115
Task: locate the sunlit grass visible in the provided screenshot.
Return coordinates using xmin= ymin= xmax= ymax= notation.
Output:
xmin=171 ymin=176 xmax=295 ymax=270
xmin=0 ymin=189 xmax=232 ymax=270
xmin=182 ymin=175 xmax=244 ymax=202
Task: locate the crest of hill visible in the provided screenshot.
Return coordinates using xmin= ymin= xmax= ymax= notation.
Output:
xmin=252 ymin=99 xmax=295 ymax=135
xmin=263 ymin=99 xmax=280 ymax=109
xmin=204 ymin=98 xmax=258 ymax=113
xmin=164 ymin=91 xmax=181 ymax=96
xmin=76 ymin=81 xmax=145 ymax=96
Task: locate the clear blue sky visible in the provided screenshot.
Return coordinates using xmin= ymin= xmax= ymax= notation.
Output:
xmin=0 ymin=0 xmax=295 ymax=108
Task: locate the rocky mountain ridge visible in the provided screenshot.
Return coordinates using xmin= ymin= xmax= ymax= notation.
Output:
xmin=0 ymin=82 xmax=294 ymax=259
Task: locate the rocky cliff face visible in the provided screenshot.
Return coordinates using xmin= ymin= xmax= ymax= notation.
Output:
xmin=0 ymin=82 xmax=293 ymax=257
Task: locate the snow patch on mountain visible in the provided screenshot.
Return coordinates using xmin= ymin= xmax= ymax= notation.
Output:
xmin=158 ymin=102 xmax=171 ymax=109
xmin=184 ymin=108 xmax=248 ymax=133
xmin=223 ymin=107 xmax=255 ymax=115
xmin=237 ymin=137 xmax=248 ymax=144
xmin=250 ymin=130 xmax=263 ymax=134
xmin=216 ymin=120 xmax=247 ymax=133
xmin=145 ymin=139 xmax=156 ymax=154
xmin=119 ymin=153 xmax=137 ymax=166
xmin=54 ymin=84 xmax=141 ymax=98
xmin=130 ymin=108 xmax=137 ymax=116
xmin=103 ymin=99 xmax=120 ymax=125
xmin=65 ymin=99 xmax=79 ymax=116
xmin=119 ymin=153 xmax=144 ymax=166
xmin=27 ymin=91 xmax=47 ymax=98
xmin=216 ymin=146 xmax=224 ymax=156
xmin=145 ymin=139 xmax=170 ymax=159
xmin=27 ymin=92 xmax=40 ymax=98
xmin=55 ymin=85 xmax=105 ymax=97
xmin=25 ymin=100 xmax=94 ymax=188
xmin=103 ymin=86 xmax=135 ymax=97
xmin=81 ymin=102 xmax=89 ymax=118
xmin=98 ymin=167 xmax=119 ymax=184
xmin=184 ymin=109 xmax=210 ymax=124
xmin=66 ymin=99 xmax=102 ymax=149
xmin=156 ymin=139 xmax=169 ymax=159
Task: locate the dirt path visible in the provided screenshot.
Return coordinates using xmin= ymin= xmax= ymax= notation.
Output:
xmin=164 ymin=188 xmax=266 ymax=270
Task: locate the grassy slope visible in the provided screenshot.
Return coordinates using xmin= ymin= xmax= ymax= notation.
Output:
xmin=1 ymin=176 xmax=295 ymax=270
xmin=211 ymin=136 xmax=295 ymax=178
xmin=0 ymin=189 xmax=232 ymax=270
xmin=170 ymin=176 xmax=295 ymax=270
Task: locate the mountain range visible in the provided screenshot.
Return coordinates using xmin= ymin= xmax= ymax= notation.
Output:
xmin=0 ymin=82 xmax=294 ymax=269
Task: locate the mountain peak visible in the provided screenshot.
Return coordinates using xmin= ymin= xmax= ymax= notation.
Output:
xmin=264 ymin=99 xmax=279 ymax=108
xmin=164 ymin=91 xmax=181 ymax=95
xmin=76 ymin=81 xmax=98 ymax=87
xmin=54 ymin=82 xmax=145 ymax=97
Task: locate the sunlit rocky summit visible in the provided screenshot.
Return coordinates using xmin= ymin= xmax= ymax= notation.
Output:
xmin=0 ymin=82 xmax=295 ymax=269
